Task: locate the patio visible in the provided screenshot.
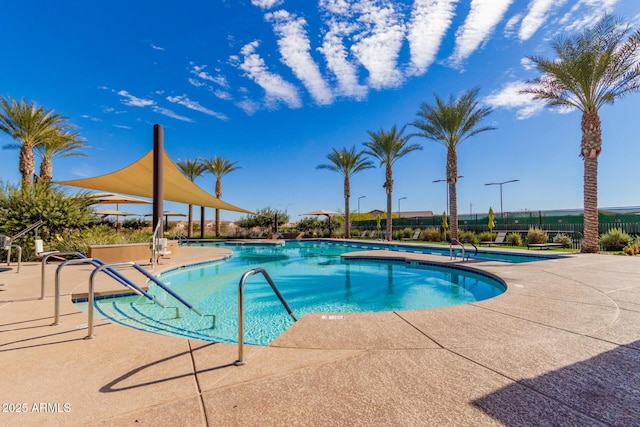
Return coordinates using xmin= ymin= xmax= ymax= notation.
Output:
xmin=0 ymin=243 xmax=639 ymax=426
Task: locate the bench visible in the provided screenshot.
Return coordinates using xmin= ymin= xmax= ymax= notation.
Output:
xmin=527 ymin=243 xmax=565 ymax=250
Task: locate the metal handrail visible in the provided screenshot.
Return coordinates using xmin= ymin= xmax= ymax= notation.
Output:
xmin=462 ymin=238 xmax=478 ymax=257
xmin=449 ymin=238 xmax=465 ymax=260
xmin=4 ymin=244 xmax=22 ymax=273
xmin=235 ymin=268 xmax=297 ymax=365
xmin=150 ymin=220 xmax=163 ymax=268
xmin=51 ymin=257 xmax=162 ymax=326
xmin=11 ymin=219 xmax=44 ymax=241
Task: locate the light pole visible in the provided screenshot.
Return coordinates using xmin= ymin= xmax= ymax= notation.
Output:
xmin=485 ymin=179 xmax=519 ymax=226
xmin=398 ymin=197 xmax=407 ymax=219
xmin=432 ymin=176 xmax=463 ymax=215
xmin=358 ymin=195 xmax=366 ymax=214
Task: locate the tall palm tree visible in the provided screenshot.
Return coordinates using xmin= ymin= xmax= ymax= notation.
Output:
xmin=317 ymin=146 xmax=374 ymax=238
xmin=411 ymin=87 xmax=495 ymax=241
xmin=176 ymin=158 xmax=207 ymax=238
xmin=202 ymin=156 xmax=241 ymax=237
xmin=32 ymin=129 xmax=87 ymax=185
xmin=363 ymin=125 xmax=422 ymax=241
xmin=0 ymin=97 xmax=67 ymax=193
xmin=522 ymin=14 xmax=640 ymax=253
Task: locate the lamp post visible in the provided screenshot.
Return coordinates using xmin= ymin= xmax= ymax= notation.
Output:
xmin=398 ymin=197 xmax=407 ymax=219
xmin=358 ymin=195 xmax=366 ymax=214
xmin=432 ymin=176 xmax=463 ymax=215
xmin=485 ymin=179 xmax=519 ymax=227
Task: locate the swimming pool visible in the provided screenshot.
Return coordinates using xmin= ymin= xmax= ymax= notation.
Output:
xmin=82 ymin=241 xmax=512 ymax=345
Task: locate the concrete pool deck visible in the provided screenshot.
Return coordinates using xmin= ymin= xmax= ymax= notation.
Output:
xmin=0 ymin=242 xmax=639 ymax=426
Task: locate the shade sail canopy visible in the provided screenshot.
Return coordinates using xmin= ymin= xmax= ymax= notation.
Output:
xmin=56 ymin=150 xmax=252 ymax=214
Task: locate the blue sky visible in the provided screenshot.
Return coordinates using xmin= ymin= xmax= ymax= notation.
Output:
xmin=1 ymin=0 xmax=639 ymax=223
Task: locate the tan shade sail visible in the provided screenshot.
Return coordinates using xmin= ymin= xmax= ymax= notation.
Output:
xmin=56 ymin=149 xmax=252 ymax=214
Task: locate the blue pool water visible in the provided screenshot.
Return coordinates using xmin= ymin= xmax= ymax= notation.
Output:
xmin=86 ymin=241 xmax=522 ymax=345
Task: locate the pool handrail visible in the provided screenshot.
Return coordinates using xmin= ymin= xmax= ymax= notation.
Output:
xmin=236 ymin=267 xmax=297 ymax=365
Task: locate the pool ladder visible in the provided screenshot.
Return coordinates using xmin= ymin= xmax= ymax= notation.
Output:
xmin=235 ymin=267 xmax=297 ymax=366
xmin=449 ymin=238 xmax=477 ymax=261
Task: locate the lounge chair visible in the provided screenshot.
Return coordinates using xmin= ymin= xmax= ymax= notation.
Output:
xmin=480 ymin=231 xmax=507 ymax=246
xmin=402 ymin=231 xmax=421 ymax=241
xmin=361 ymin=230 xmax=369 ymax=238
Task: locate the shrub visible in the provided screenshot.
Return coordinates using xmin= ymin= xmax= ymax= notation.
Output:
xmin=459 ymin=230 xmax=478 ymax=245
xmin=478 ymin=231 xmax=496 ymax=243
xmin=422 ymin=227 xmax=441 ymax=242
xmin=599 ymin=228 xmax=632 ymax=251
xmin=351 ymin=229 xmax=361 ymax=237
xmin=400 ymin=227 xmax=414 ymax=239
xmin=506 ymin=233 xmax=522 ymax=246
xmin=552 ymin=234 xmax=573 ymax=248
xmin=527 ymin=228 xmax=548 ymax=244
xmin=623 ymin=243 xmax=640 ymax=256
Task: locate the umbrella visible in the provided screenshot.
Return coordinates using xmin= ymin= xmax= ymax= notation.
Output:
xmin=94 ymin=209 xmax=136 ymax=217
xmin=301 ymin=210 xmax=340 ymax=237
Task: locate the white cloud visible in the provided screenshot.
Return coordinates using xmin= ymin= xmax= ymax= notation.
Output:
xmin=483 ymin=81 xmax=546 ymax=120
xmin=559 ymin=0 xmax=619 ymax=33
xmin=504 ymin=13 xmax=522 ymax=38
xmin=250 ymin=0 xmax=283 ymax=9
xmin=266 ymin=10 xmax=333 ymax=105
xmin=238 ymin=41 xmax=302 ymax=109
xmin=189 ymin=63 xmax=229 ymax=88
xmin=151 ymin=106 xmax=194 ymax=122
xmin=318 ymin=19 xmax=368 ymax=100
xmin=520 ymin=57 xmax=535 ymax=71
xmin=214 ymin=90 xmax=233 ymax=100
xmin=449 ymin=0 xmax=515 ymax=68
xmin=236 ymin=99 xmax=260 ymax=115
xmin=519 ymin=0 xmax=567 ymax=41
xmin=166 ymin=94 xmax=228 ymax=121
xmin=150 ymin=43 xmax=165 ymax=51
xmin=113 ymin=124 xmax=132 ymax=129
xmin=117 ymin=90 xmax=155 ymax=107
xmin=406 ymin=0 xmax=458 ymax=76
xmin=319 ymin=0 xmax=351 ymax=15
xmin=350 ymin=0 xmax=405 ymax=89
xmin=188 ymin=78 xmax=206 ymax=88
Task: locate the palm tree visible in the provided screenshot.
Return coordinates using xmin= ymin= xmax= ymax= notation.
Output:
xmin=32 ymin=129 xmax=87 ymax=185
xmin=0 ymin=97 xmax=68 ymax=193
xmin=522 ymin=14 xmax=640 ymax=253
xmin=317 ymin=146 xmax=374 ymax=238
xmin=363 ymin=125 xmax=422 ymax=241
xmin=176 ymin=158 xmax=207 ymax=238
xmin=410 ymin=87 xmax=495 ymax=241
xmin=202 ymin=156 xmax=241 ymax=237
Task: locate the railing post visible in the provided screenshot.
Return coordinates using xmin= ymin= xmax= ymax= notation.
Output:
xmin=86 ymin=262 xmax=135 ymax=339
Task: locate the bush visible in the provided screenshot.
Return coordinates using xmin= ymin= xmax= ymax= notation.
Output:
xmin=422 ymin=227 xmax=441 ymax=242
xmin=623 ymin=242 xmax=640 ymax=256
xmin=599 ymin=228 xmax=632 ymax=251
xmin=478 ymin=231 xmax=496 ymax=243
xmin=400 ymin=227 xmax=414 ymax=239
xmin=459 ymin=230 xmax=478 ymax=245
xmin=351 ymin=229 xmax=361 ymax=237
xmin=506 ymin=233 xmax=522 ymax=246
xmin=552 ymin=234 xmax=573 ymax=248
xmin=527 ymin=228 xmax=548 ymax=244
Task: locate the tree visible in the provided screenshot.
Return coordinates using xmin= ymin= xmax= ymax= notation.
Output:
xmin=202 ymin=156 xmax=241 ymax=237
xmin=522 ymin=14 xmax=640 ymax=253
xmin=176 ymin=158 xmax=207 ymax=238
xmin=0 ymin=97 xmax=70 ymax=193
xmin=363 ymin=126 xmax=422 ymax=241
xmin=29 ymin=128 xmax=87 ymax=185
xmin=411 ymin=87 xmax=495 ymax=241
xmin=316 ymin=146 xmax=374 ymax=238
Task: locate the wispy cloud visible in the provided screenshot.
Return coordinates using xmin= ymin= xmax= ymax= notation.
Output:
xmin=166 ymin=94 xmax=228 ymax=120
xmin=237 ymin=40 xmax=302 ymax=109
xmin=266 ymin=10 xmax=333 ymax=105
xmin=558 ymin=0 xmax=619 ymax=33
xmin=113 ymin=124 xmax=132 ymax=129
xmin=150 ymin=43 xmax=165 ymax=51
xmin=406 ymin=0 xmax=458 ymax=76
xmin=350 ymin=0 xmax=406 ymax=89
xmin=449 ymin=0 xmax=515 ymax=68
xmin=251 ymin=0 xmax=283 ymax=10
xmin=117 ymin=90 xmax=155 ymax=107
xmin=318 ymin=18 xmax=368 ymax=100
xmin=483 ymin=80 xmax=546 ymax=120
xmin=519 ymin=0 xmax=567 ymax=41
xmin=236 ymin=99 xmax=260 ymax=115
xmin=189 ymin=64 xmax=229 ymax=88
xmin=151 ymin=106 xmax=194 ymax=122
